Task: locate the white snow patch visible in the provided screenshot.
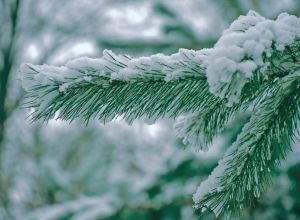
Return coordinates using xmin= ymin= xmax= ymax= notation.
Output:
xmin=206 ymin=10 xmax=300 ymax=106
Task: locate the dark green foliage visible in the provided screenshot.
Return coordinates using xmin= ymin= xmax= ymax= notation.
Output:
xmin=287 ymin=163 xmax=300 ymax=216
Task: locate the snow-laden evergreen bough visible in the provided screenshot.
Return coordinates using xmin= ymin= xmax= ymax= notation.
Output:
xmin=20 ymin=11 xmax=300 ymax=219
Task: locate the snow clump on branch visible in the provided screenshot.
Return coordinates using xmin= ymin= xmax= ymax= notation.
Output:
xmin=206 ymin=10 xmax=300 ymax=106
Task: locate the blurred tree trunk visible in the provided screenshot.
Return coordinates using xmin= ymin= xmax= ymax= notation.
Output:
xmin=0 ymin=0 xmax=20 ymax=217
xmin=0 ymin=0 xmax=20 ymax=145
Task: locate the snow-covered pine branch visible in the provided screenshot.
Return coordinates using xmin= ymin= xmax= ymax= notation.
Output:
xmin=20 ymin=49 xmax=209 ymax=125
xmin=20 ymin=10 xmax=300 ymax=219
xmin=194 ymin=73 xmax=300 ymax=218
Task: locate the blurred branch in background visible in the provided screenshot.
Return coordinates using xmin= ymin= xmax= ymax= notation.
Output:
xmin=99 ymin=3 xmax=216 ymax=55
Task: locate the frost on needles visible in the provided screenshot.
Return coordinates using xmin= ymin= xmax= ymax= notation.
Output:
xmin=20 ymin=10 xmax=300 ymax=219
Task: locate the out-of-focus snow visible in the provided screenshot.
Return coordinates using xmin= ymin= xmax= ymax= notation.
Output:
xmin=20 ymin=195 xmax=121 ymax=220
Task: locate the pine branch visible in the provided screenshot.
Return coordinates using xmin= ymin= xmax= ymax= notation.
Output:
xmin=19 ymin=10 xmax=300 ymax=219
xmin=20 ymin=49 xmax=209 ymax=125
xmin=174 ymin=98 xmax=229 ymax=151
xmin=194 ymin=71 xmax=300 ymax=218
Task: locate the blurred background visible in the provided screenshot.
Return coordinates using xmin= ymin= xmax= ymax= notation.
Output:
xmin=1 ymin=0 xmax=300 ymax=219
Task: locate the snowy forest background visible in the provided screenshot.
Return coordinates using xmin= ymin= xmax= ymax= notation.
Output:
xmin=1 ymin=0 xmax=300 ymax=219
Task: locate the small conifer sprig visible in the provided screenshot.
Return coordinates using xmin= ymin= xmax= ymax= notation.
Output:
xmin=19 ymin=11 xmax=300 ymax=219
